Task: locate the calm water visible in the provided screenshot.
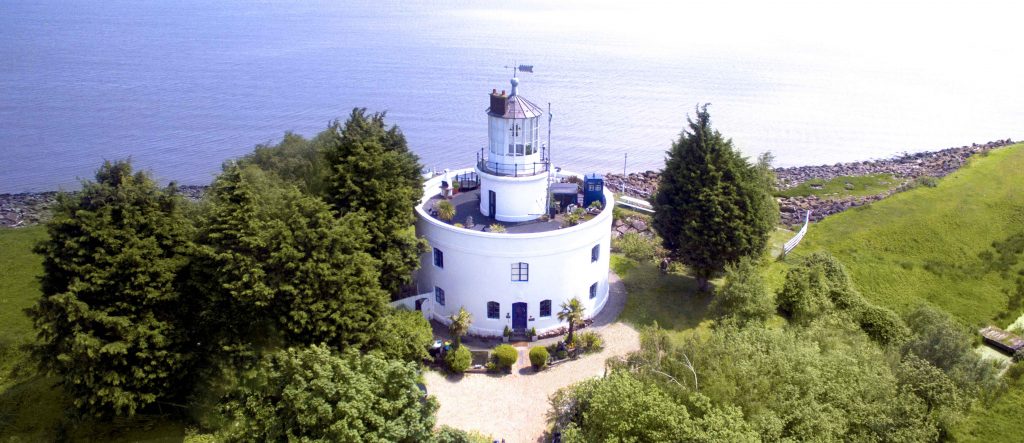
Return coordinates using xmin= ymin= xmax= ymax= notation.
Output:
xmin=1 ymin=0 xmax=1021 ymax=193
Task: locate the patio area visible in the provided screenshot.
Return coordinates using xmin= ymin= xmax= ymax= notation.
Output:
xmin=425 ymin=187 xmax=599 ymax=235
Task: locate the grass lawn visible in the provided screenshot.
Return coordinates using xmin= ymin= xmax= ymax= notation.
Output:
xmin=775 ymin=173 xmax=899 ymax=199
xmin=611 ymin=254 xmax=715 ymax=343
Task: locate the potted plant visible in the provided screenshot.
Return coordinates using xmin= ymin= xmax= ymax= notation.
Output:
xmin=528 ymin=326 xmax=538 ymax=342
xmin=502 ymin=325 xmax=512 ymax=343
xmin=452 ymin=180 xmax=461 ymax=194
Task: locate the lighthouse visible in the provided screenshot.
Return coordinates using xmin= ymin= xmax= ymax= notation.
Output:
xmin=477 ymin=76 xmax=550 ymax=222
xmin=405 ymin=71 xmax=615 ymax=338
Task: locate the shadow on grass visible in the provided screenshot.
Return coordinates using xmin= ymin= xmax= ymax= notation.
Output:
xmin=615 ymin=257 xmax=715 ymax=332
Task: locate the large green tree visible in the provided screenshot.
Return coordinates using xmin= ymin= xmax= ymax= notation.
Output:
xmin=191 ymin=164 xmax=388 ymax=350
xmin=652 ymin=105 xmax=777 ymax=290
xmin=219 ymin=344 xmax=437 ymax=442
xmin=26 ymin=160 xmax=193 ymax=418
xmin=321 ymin=109 xmax=427 ymax=295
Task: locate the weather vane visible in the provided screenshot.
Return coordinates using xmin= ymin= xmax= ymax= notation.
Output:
xmin=504 ymin=63 xmax=534 ymax=75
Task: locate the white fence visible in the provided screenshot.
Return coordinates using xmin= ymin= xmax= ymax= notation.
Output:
xmin=782 ymin=210 xmax=812 ymax=256
xmin=617 ymin=195 xmax=654 ymax=213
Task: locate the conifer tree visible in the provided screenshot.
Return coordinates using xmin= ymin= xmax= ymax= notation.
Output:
xmin=27 ymin=160 xmax=193 ymax=418
xmin=653 ymin=105 xmax=777 ymax=290
xmin=321 ymin=109 xmax=427 ymax=295
xmin=191 ymin=164 xmax=387 ymax=350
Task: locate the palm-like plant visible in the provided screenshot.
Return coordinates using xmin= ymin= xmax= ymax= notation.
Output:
xmin=449 ymin=307 xmax=472 ymax=347
xmin=557 ymin=297 xmax=586 ymax=346
xmin=436 ymin=200 xmax=456 ymax=222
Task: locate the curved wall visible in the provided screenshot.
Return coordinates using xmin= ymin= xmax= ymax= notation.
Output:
xmin=476 ymin=169 xmax=548 ymax=222
xmin=416 ymin=169 xmax=614 ymax=337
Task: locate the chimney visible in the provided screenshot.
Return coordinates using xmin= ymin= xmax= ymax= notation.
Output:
xmin=489 ymin=89 xmax=508 ymax=116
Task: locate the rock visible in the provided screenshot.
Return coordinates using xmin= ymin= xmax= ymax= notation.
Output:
xmin=630 ymin=219 xmax=648 ymax=232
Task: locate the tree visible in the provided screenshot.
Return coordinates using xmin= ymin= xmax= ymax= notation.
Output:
xmin=321 ymin=109 xmax=427 ymax=295
xmin=652 ymin=104 xmax=777 ymax=290
xmin=713 ymin=257 xmax=775 ymax=325
xmin=368 ymin=308 xmax=435 ymax=363
xmin=219 ymin=344 xmax=437 ymax=442
xmin=26 ymin=160 xmax=193 ymax=418
xmin=445 ymin=345 xmax=471 ymax=374
xmin=448 ymin=307 xmax=472 ymax=347
xmin=191 ymin=164 xmax=388 ymax=350
xmin=558 ymin=297 xmax=586 ymax=345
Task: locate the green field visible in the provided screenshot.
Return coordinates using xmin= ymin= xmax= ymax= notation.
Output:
xmin=775 ymin=173 xmax=900 ymax=199
xmin=776 ymin=144 xmax=1024 ymax=442
xmin=784 ymin=145 xmax=1024 ymax=327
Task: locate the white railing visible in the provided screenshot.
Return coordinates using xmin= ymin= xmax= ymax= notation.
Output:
xmin=782 ymin=210 xmax=812 ymax=256
xmin=618 ymin=195 xmax=654 ymax=213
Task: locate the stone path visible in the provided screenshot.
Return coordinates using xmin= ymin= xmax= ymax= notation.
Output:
xmin=424 ymin=322 xmax=639 ymax=443
xmin=424 ymin=272 xmax=637 ymax=442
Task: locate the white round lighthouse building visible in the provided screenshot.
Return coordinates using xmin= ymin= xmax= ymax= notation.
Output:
xmin=411 ymin=74 xmax=614 ymax=338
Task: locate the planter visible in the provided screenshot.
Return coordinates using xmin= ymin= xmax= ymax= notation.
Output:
xmin=531 ymin=335 xmax=538 ymax=342
xmin=502 ymin=336 xmax=510 ymax=343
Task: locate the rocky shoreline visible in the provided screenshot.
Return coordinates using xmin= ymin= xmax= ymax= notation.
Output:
xmin=1 ymin=139 xmax=1016 ymax=229
xmin=604 ymin=139 xmax=1016 ymax=226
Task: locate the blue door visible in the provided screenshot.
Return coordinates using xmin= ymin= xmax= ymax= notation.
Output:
xmin=512 ymin=302 xmax=527 ymax=330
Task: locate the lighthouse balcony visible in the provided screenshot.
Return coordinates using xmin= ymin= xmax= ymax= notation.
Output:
xmin=476 ymin=149 xmax=549 ymax=177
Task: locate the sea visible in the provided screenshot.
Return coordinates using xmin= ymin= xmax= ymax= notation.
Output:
xmin=1 ymin=0 xmax=1021 ymax=193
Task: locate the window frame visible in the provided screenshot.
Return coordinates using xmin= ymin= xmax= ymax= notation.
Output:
xmin=511 ymin=262 xmax=529 ymax=282
xmin=435 ymin=287 xmax=446 ymax=306
xmin=487 ymin=301 xmax=500 ymax=319
xmin=540 ymin=300 xmax=552 ymax=317
xmin=433 ymin=248 xmax=444 ymax=268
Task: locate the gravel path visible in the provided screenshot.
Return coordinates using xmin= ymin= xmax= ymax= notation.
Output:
xmin=424 ymin=321 xmax=640 ymax=442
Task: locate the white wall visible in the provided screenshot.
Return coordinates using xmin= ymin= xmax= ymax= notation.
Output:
xmin=477 ymin=170 xmax=548 ymax=222
xmin=417 ymin=170 xmax=615 ymax=337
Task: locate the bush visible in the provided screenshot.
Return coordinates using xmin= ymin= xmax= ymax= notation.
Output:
xmin=857 ymin=304 xmax=909 ymax=346
xmin=613 ymin=232 xmax=660 ymax=262
xmin=577 ymin=331 xmax=604 ymax=353
xmin=446 ymin=345 xmax=471 ymax=374
xmin=529 ymin=346 xmax=550 ymax=369
xmin=492 ymin=344 xmax=518 ymax=371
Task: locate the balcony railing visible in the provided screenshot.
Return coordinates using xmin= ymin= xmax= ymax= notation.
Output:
xmin=476 ymin=148 xmax=550 ymax=177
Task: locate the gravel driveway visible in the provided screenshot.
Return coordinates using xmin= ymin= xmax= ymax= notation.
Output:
xmin=424 ymin=322 xmax=640 ymax=442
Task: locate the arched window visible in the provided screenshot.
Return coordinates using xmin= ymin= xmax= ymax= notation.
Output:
xmin=539 ymin=300 xmax=552 ymax=317
xmin=591 ymin=244 xmax=600 ymax=262
xmin=435 ymin=287 xmax=445 ymax=306
xmin=589 ymin=282 xmax=598 ymax=299
xmin=487 ymin=301 xmax=500 ymax=319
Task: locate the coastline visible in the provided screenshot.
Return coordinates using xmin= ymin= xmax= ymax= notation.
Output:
xmin=1 ymin=139 xmax=1015 ymax=229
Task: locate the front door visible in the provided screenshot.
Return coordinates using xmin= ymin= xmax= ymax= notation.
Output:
xmin=512 ymin=302 xmax=527 ymax=331
xmin=488 ymin=190 xmax=496 ymax=218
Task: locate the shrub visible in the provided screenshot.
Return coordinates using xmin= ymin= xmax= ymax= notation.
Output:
xmin=529 ymin=346 xmax=550 ymax=369
xmin=613 ymin=232 xmax=660 ymax=262
xmin=589 ymin=200 xmax=603 ymax=210
xmin=446 ymin=345 xmax=471 ymax=374
xmin=857 ymin=304 xmax=910 ymax=346
xmin=488 ymin=223 xmax=506 ymax=233
xmin=436 ymin=200 xmax=456 ymax=222
xmin=577 ymin=331 xmax=604 ymax=353
xmin=492 ymin=344 xmax=518 ymax=371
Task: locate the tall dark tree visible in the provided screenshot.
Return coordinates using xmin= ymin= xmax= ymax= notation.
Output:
xmin=321 ymin=109 xmax=427 ymax=295
xmin=653 ymin=105 xmax=777 ymax=290
xmin=191 ymin=164 xmax=388 ymax=351
xmin=26 ymin=160 xmax=193 ymax=418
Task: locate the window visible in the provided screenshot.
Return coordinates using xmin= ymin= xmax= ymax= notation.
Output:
xmin=433 ymin=248 xmax=444 ymax=268
xmin=487 ymin=301 xmax=500 ymax=319
xmin=589 ymin=282 xmax=598 ymax=299
xmin=435 ymin=287 xmax=445 ymax=306
xmin=511 ymin=262 xmax=529 ymax=282
xmin=587 ymin=183 xmax=601 ymax=192
xmin=540 ymin=300 xmax=552 ymax=317
xmin=591 ymin=244 xmax=600 ymax=262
